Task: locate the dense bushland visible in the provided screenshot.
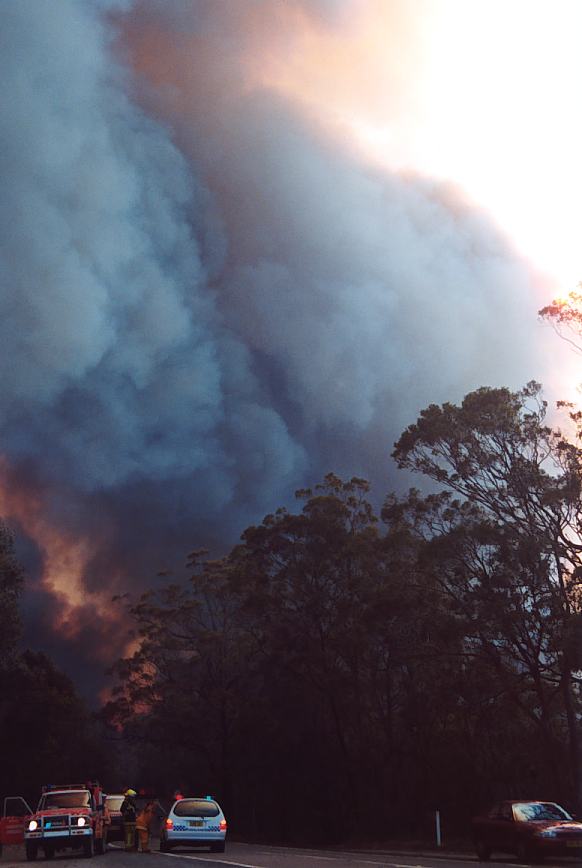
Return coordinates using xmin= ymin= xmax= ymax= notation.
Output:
xmin=105 ymin=383 xmax=582 ymax=844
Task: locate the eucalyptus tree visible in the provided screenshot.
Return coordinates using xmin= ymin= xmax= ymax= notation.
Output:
xmin=106 ymin=475 xmax=445 ymax=838
xmin=105 ymin=550 xmax=256 ymax=804
xmin=392 ymin=381 xmax=582 ymax=807
xmin=383 ymin=488 xmax=568 ymax=797
xmin=539 ymin=289 xmax=582 ymax=355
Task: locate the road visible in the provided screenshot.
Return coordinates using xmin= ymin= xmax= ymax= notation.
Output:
xmin=3 ymin=841 xmax=582 ymax=868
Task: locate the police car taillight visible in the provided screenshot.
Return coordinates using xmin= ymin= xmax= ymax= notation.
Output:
xmin=219 ymin=820 xmax=227 ymax=832
xmin=165 ymin=819 xmax=173 ymax=829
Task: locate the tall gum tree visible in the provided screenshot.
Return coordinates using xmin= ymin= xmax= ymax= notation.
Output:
xmin=392 ymin=382 xmax=582 ymax=809
xmin=383 ymin=488 xmax=567 ymax=796
xmin=105 ymin=475 xmax=453 ymax=838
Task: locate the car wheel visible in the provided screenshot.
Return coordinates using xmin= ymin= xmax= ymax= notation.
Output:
xmin=475 ymin=840 xmax=491 ymax=861
xmin=26 ymin=842 xmax=38 ymax=861
xmin=211 ymin=842 xmax=225 ymax=853
xmin=160 ymin=837 xmax=171 ymax=852
xmin=83 ymin=836 xmax=95 ymax=858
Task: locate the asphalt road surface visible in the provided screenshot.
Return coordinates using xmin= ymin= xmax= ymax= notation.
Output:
xmin=4 ymin=842 xmax=582 ymax=868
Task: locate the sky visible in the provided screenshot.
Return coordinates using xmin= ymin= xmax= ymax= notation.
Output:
xmin=1 ymin=0 xmax=580 ymax=701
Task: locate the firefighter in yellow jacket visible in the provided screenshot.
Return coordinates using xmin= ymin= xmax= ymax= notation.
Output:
xmin=120 ymin=790 xmax=138 ymax=851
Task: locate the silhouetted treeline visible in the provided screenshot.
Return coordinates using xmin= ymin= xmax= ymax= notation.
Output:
xmin=0 ymin=522 xmax=114 ymax=806
xmin=105 ymin=383 xmax=582 ymax=845
xmin=4 ymin=380 xmax=582 ymax=844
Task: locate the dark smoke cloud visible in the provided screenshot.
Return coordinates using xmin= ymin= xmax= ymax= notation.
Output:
xmin=0 ymin=0 xmax=562 ymax=700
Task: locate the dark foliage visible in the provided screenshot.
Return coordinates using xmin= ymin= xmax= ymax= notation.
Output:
xmin=105 ymin=404 xmax=582 ymax=845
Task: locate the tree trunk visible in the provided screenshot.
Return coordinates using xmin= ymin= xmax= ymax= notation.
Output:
xmin=561 ymin=662 xmax=582 ymax=812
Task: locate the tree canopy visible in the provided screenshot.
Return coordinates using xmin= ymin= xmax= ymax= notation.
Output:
xmin=106 ymin=423 xmax=582 ymax=840
xmin=393 ymin=381 xmax=582 ymax=808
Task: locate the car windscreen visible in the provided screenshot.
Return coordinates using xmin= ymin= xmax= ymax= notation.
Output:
xmin=106 ymin=797 xmax=124 ymax=812
xmin=513 ymin=802 xmax=571 ymax=822
xmin=173 ymin=800 xmax=219 ymax=818
xmin=41 ymin=792 xmax=91 ymax=810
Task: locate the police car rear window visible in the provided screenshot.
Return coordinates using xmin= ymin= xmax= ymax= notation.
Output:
xmin=173 ymin=800 xmax=219 ymax=818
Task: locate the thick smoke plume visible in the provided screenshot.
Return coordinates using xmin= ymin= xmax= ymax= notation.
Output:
xmin=0 ymin=0 xmax=568 ymax=698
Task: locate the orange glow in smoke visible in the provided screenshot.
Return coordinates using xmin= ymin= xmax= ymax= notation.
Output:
xmin=0 ymin=460 xmax=120 ymax=638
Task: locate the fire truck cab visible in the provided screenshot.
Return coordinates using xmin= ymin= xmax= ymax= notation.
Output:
xmin=24 ymin=781 xmax=107 ymax=860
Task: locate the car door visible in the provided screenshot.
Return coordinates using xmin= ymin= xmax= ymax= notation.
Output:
xmin=484 ymin=802 xmax=513 ymax=852
xmin=0 ymin=797 xmax=33 ymax=848
xmin=496 ymin=802 xmax=517 ymax=853
xmin=478 ymin=803 xmax=502 ymax=849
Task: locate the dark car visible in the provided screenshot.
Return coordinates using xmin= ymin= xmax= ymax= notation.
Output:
xmin=473 ymin=800 xmax=582 ymax=861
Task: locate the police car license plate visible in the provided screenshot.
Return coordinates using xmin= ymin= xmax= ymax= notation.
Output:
xmin=189 ymin=821 xmax=203 ymax=827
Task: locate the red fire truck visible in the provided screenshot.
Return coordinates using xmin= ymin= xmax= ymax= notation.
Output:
xmin=22 ymin=781 xmax=107 ymax=860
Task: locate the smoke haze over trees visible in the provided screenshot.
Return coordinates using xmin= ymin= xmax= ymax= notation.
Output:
xmin=3 ymin=0 xmax=582 ymax=846
xmin=4 ymin=380 xmax=582 ymax=843
xmin=104 ymin=383 xmax=582 ymax=842
xmin=0 ymin=0 xmax=574 ymax=694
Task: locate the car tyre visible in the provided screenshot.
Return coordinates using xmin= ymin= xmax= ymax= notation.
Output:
xmin=83 ymin=835 xmax=95 ymax=858
xmin=475 ymin=840 xmax=491 ymax=861
xmin=160 ymin=837 xmax=171 ymax=852
xmin=211 ymin=842 xmax=225 ymax=853
xmin=26 ymin=842 xmax=38 ymax=861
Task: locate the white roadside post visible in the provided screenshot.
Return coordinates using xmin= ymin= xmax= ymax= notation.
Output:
xmin=435 ymin=810 xmax=442 ymax=847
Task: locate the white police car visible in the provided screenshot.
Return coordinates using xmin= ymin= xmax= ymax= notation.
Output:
xmin=160 ymin=796 xmax=226 ymax=853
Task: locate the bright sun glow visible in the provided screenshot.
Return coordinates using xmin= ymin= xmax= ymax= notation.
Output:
xmin=233 ymin=0 xmax=582 ymax=402
xmin=127 ymin=0 xmax=582 ymax=407
xmin=400 ymin=0 xmax=582 ymax=291
xmin=253 ymin=0 xmax=582 ymax=291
